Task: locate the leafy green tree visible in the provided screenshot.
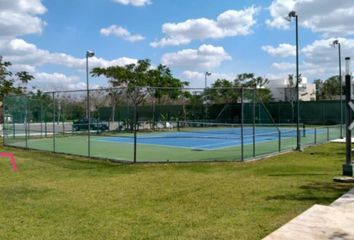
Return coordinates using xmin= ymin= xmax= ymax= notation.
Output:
xmin=314 ymin=76 xmax=341 ymax=100
xmin=91 ymin=59 xmax=188 ymax=106
xmin=205 ymin=73 xmax=272 ymax=104
xmin=322 ymin=76 xmax=340 ymax=100
xmin=148 ymin=64 xmax=189 ymax=103
xmin=205 ymin=79 xmax=238 ymax=104
xmin=0 ymin=56 xmax=34 ymax=101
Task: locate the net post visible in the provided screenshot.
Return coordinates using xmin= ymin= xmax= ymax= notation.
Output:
xmin=327 ymin=127 xmax=330 ymax=141
xmin=303 ymin=124 xmax=306 ymax=137
xmin=278 ymin=131 xmax=281 ymax=152
xmin=241 ymin=88 xmax=244 ymax=161
xmin=314 ymin=128 xmax=317 ymax=144
xmin=52 ymin=92 xmax=56 ymax=153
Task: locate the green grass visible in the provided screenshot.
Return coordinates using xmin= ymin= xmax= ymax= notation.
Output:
xmin=0 ymin=142 xmax=353 ymax=239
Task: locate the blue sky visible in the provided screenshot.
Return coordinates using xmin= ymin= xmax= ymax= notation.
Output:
xmin=1 ymin=0 xmax=354 ymax=90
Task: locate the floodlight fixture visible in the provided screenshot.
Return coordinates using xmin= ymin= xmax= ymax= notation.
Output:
xmin=86 ymin=51 xmax=95 ymax=58
xmin=204 ymin=72 xmax=212 ymax=88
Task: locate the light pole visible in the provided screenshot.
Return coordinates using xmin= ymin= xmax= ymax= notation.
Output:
xmin=205 ymin=72 xmax=212 ymax=89
xmin=344 ymin=57 xmax=354 ymax=176
xmin=332 ymin=40 xmax=343 ymax=138
xmin=204 ymin=72 xmax=211 ymax=121
xmin=86 ymin=50 xmax=94 ymax=157
xmin=288 ymin=11 xmax=301 ymax=151
xmin=86 ymin=50 xmax=95 ymax=118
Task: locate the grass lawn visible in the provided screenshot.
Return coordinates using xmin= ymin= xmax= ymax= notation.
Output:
xmin=0 ymin=142 xmax=353 ymax=239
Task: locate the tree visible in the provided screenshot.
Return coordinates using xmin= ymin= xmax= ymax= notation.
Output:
xmin=205 ymin=73 xmax=273 ymax=104
xmin=205 ymin=79 xmax=238 ymax=104
xmin=0 ymin=56 xmax=34 ymax=101
xmin=285 ymin=74 xmax=303 ymax=122
xmin=148 ymin=64 xmax=189 ymax=104
xmin=322 ymin=76 xmax=340 ymax=100
xmin=92 ymin=59 xmax=188 ymax=106
xmin=0 ymin=56 xmax=34 ymax=123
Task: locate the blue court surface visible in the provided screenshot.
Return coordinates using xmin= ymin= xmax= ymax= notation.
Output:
xmin=96 ymin=127 xmax=315 ymax=151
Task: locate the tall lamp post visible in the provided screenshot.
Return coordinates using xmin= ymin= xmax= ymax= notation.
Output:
xmin=332 ymin=40 xmax=343 ymax=138
xmin=205 ymin=72 xmax=212 ymax=89
xmin=86 ymin=51 xmax=95 ymax=118
xmin=204 ymin=72 xmax=211 ymax=121
xmin=86 ymin=50 xmax=94 ymax=157
xmin=287 ymin=11 xmax=301 ymax=151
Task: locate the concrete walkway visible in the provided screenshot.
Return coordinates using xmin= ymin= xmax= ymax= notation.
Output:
xmin=263 ymin=188 xmax=354 ymax=240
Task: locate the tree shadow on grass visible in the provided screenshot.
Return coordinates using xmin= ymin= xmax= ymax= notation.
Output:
xmin=266 ymin=182 xmax=354 ymax=204
xmin=269 ymin=173 xmax=329 ymax=177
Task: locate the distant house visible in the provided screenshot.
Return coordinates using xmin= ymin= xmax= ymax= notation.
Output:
xmin=265 ymin=77 xmax=316 ymax=101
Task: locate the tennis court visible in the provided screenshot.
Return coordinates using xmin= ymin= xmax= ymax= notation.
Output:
xmin=2 ymin=87 xmax=344 ymax=163
xmin=96 ymin=126 xmax=304 ymax=150
xmin=3 ymin=121 xmax=341 ymax=162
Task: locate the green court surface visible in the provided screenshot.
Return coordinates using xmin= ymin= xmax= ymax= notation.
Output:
xmin=4 ymin=125 xmax=342 ymax=162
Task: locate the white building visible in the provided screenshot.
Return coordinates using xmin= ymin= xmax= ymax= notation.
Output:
xmin=265 ymin=77 xmax=316 ymax=102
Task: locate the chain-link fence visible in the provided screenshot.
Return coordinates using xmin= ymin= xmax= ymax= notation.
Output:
xmin=3 ymin=87 xmax=342 ymax=163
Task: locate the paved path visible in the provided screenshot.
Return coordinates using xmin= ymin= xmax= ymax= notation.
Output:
xmin=263 ymin=188 xmax=354 ymax=240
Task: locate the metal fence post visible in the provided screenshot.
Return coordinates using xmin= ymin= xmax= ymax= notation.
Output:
xmin=45 ymin=110 xmax=47 ymax=138
xmin=12 ymin=110 xmax=15 ymax=139
xmin=28 ymin=100 xmax=30 ymax=147
xmin=25 ymin=97 xmax=28 ymax=149
xmin=252 ymin=88 xmax=256 ymax=158
xmin=241 ymin=88 xmax=244 ymax=161
xmin=52 ymin=92 xmax=56 ymax=152
xmin=40 ymin=101 xmax=43 ymax=138
xmin=88 ymin=89 xmax=91 ymax=157
xmin=133 ymin=101 xmax=137 ymax=163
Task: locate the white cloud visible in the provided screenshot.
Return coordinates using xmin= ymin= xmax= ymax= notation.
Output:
xmin=182 ymin=71 xmax=205 ymax=80
xmin=182 ymin=71 xmax=236 ymax=88
xmin=151 ymin=7 xmax=259 ymax=47
xmin=161 ymin=44 xmax=231 ymax=70
xmin=112 ymin=0 xmax=151 ymax=7
xmin=271 ymin=62 xmax=296 ymax=71
xmin=266 ymin=0 xmax=354 ymax=36
xmin=266 ymin=37 xmax=354 ymax=80
xmin=0 ymin=0 xmax=46 ymax=39
xmin=31 ymin=72 xmax=86 ymax=91
xmin=262 ymin=43 xmax=296 ymax=57
xmin=8 ymin=64 xmax=37 ymax=73
xmin=1 ymin=38 xmax=139 ymax=91
xmin=1 ymin=38 xmax=138 ymax=70
xmin=299 ymin=37 xmax=354 ymax=78
xmin=266 ymin=0 xmax=295 ymax=29
xmin=100 ymin=25 xmax=145 ymax=42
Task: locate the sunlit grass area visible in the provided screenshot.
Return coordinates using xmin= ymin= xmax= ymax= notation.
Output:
xmin=0 ymin=143 xmax=353 ymax=239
